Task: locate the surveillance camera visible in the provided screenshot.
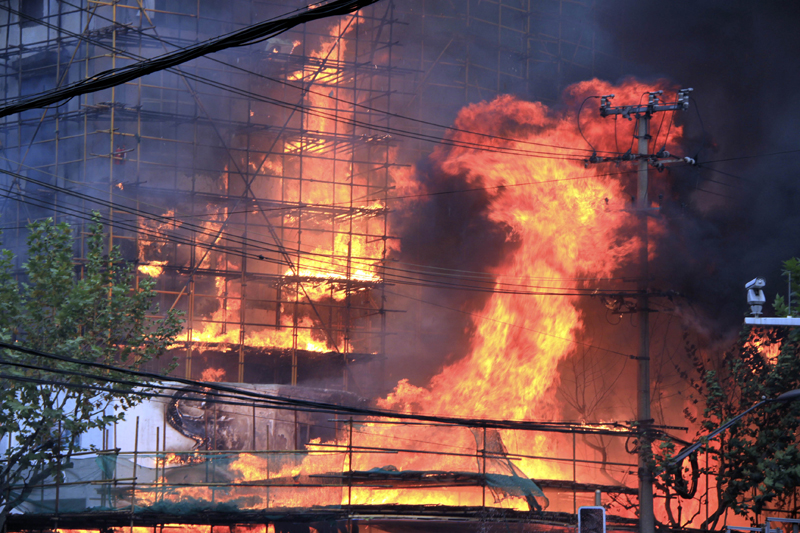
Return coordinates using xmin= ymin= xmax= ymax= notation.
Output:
xmin=746 ymin=278 xmax=766 ymax=317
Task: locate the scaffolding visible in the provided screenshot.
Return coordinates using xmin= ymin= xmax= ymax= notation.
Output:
xmin=0 ymin=0 xmax=409 ymax=397
xmin=3 ymin=391 xmax=641 ymax=532
xmin=0 ymin=0 xmax=614 ymax=390
xmin=0 ymin=0 xmax=626 ymax=525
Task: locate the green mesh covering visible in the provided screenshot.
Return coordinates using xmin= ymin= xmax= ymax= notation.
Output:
xmin=12 ymin=445 xmax=548 ymax=516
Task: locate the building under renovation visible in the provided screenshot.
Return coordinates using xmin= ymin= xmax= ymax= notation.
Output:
xmin=0 ymin=1 xmax=644 ymax=531
xmin=0 ymin=0 xmax=619 ymax=391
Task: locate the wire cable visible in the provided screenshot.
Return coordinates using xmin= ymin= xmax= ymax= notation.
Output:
xmin=0 ymin=341 xmax=636 ymax=434
xmin=52 ymin=0 xmax=622 ymax=157
xmin=577 ymin=96 xmax=600 ymax=153
xmin=0 ymin=178 xmax=638 ymax=296
xmin=0 ymin=0 xmax=382 ymax=119
xmin=384 ymin=288 xmax=636 ymax=360
xmin=0 ymin=4 xmax=590 ymax=163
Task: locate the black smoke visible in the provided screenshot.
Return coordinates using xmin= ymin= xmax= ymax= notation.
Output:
xmin=385 ymin=159 xmax=520 ymax=386
xmin=376 ymin=1 xmax=800 ymax=394
xmin=591 ymin=1 xmax=800 ymax=341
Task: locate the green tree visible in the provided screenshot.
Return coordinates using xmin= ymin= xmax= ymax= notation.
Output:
xmin=655 ymin=258 xmax=800 ymax=530
xmin=0 ymin=217 xmax=182 ymax=529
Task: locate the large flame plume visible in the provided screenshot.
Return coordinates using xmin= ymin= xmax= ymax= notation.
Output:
xmin=336 ymin=79 xmax=685 ymax=508
xmin=131 ymin=13 xmax=687 ymax=517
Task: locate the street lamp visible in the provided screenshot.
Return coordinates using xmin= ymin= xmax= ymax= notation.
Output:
xmin=669 ymin=389 xmax=800 ymax=466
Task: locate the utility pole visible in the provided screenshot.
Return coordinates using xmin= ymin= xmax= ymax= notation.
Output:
xmin=594 ymin=88 xmax=694 ymax=533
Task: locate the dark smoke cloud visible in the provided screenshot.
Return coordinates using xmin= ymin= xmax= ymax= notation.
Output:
xmin=591 ymin=0 xmax=800 ymax=340
xmin=386 ymin=159 xmax=519 ymax=386
xmin=383 ymin=0 xmax=800 ymax=394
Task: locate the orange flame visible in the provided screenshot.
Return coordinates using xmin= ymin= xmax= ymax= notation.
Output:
xmin=387 ymin=79 xmax=681 ymax=419
xmin=130 ymin=11 xmax=687 ymax=516
xmin=199 ymin=367 xmax=226 ymax=382
xmin=252 ymin=79 xmax=684 ymax=511
xmin=745 ymin=330 xmax=782 ymax=363
xmin=137 ymin=210 xmax=181 ymax=278
xmin=138 ymin=260 xmax=167 ymax=277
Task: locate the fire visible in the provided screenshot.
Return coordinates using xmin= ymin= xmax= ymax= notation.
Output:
xmin=247 ymin=79 xmax=684 ymax=511
xmin=155 ymin=78 xmax=682 ymax=513
xmin=137 ymin=210 xmax=181 ymax=276
xmin=282 ymin=267 xmax=382 ymax=302
xmin=159 ymin=17 xmax=386 ymax=356
xmin=745 ymin=330 xmax=782 ymax=363
xmin=138 ymin=260 xmax=167 ymax=277
xmin=177 ymin=316 xmax=328 ymax=352
xmin=128 ymin=9 xmax=685 ymax=516
xmin=162 ymin=452 xmax=207 ymax=466
xmin=375 ymin=80 xmax=679 ymax=421
xmin=200 ymin=367 xmax=226 ymax=382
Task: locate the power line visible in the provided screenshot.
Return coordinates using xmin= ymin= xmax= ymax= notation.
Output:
xmin=384 ymin=289 xmax=636 ymax=360
xmin=0 ymin=169 xmax=640 ymax=295
xmin=0 ymin=371 xmax=641 ymax=454
xmin=3 ymin=356 xmax=641 ymax=452
xmin=0 ymin=205 xmax=634 ymax=285
xmin=2 ymin=185 xmax=632 ymax=296
xmin=577 ymin=96 xmax=600 ymax=153
xmin=0 ymin=180 xmax=282 ymax=266
xmin=1 ymin=187 xmax=637 ymax=297
xmin=0 ymin=374 xmax=504 ymax=455
xmin=697 ymin=165 xmax=751 ymax=184
xmin=36 ymin=0 xmax=621 ymax=159
xmin=0 ymin=0 xmax=382 ymax=119
xmin=0 ymin=341 xmax=636 ymax=435
xmin=0 ymin=4 xmax=589 ymax=164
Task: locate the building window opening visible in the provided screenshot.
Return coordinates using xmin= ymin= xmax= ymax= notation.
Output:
xmin=20 ymin=0 xmax=44 ymax=28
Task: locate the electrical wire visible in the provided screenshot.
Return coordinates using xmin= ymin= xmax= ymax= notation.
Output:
xmin=0 ymin=357 xmax=642 ymax=454
xmin=0 ymin=181 xmax=282 ymax=267
xmin=0 ymin=200 xmax=637 ymax=297
xmin=689 ymin=95 xmax=707 ymax=161
xmin=0 ymin=4 xmax=590 ymax=164
xmin=0 ymin=166 xmax=645 ymax=295
xmin=697 ymin=165 xmax=751 ymax=184
xmin=5 ymin=146 xmax=754 ymax=296
xmin=621 ymin=91 xmax=657 ymax=156
xmin=0 ymin=341 xmax=637 ymax=435
xmin=0 ymin=178 xmax=639 ymax=296
xmin=577 ymin=96 xmax=600 ymax=153
xmin=0 ymin=197 xmax=608 ymax=302
xmin=0 ymin=0 xmax=383 ymax=120
xmin=384 ymin=288 xmax=636 ymax=360
xmin=0 ymin=206 xmax=637 ymax=285
xmin=651 ymin=107 xmax=675 ymax=153
xmin=7 ymin=5 xmax=800 ymax=171
xmin=0 ymin=378 xmax=641 ymax=459
xmin=26 ymin=0 xmax=624 ymax=158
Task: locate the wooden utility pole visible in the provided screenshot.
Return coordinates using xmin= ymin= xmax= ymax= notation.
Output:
xmin=596 ymin=88 xmax=693 ymax=533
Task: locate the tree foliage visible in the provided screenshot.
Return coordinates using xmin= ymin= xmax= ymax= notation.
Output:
xmin=0 ymin=217 xmax=182 ymax=529
xmin=654 ymin=258 xmax=800 ymax=530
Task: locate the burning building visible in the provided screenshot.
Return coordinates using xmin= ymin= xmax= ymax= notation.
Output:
xmin=3 ymin=0 xmax=778 ymax=531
